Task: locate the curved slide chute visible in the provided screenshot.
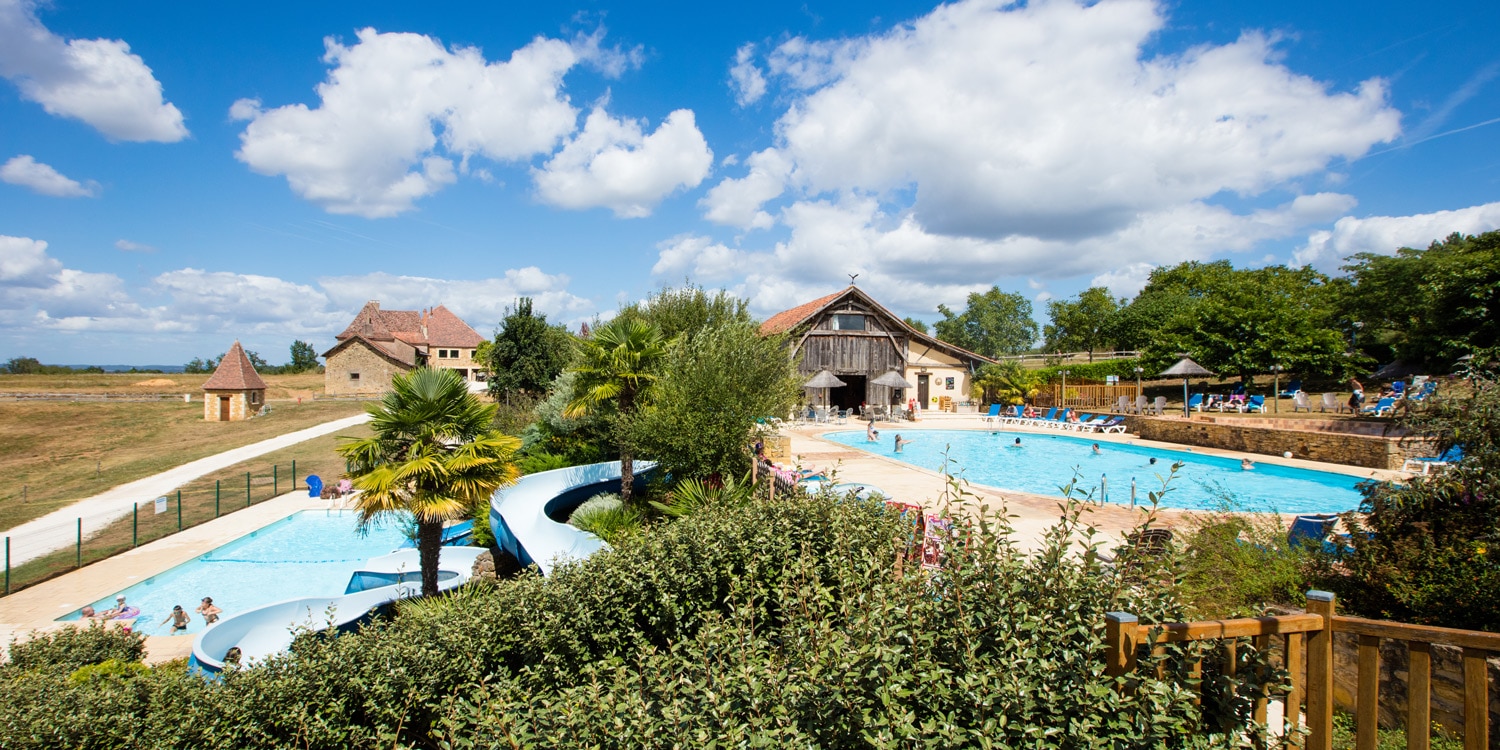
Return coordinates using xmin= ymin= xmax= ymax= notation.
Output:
xmin=190 ymin=546 xmax=485 ymax=673
xmin=489 ymin=460 xmax=656 ymax=575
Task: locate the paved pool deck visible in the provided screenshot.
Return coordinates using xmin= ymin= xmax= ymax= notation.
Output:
xmin=0 ymin=491 xmax=352 ymax=664
xmin=777 ymin=411 xmax=1399 ymax=553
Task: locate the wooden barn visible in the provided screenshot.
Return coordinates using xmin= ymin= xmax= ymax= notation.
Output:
xmin=760 ymin=286 xmax=994 ymax=412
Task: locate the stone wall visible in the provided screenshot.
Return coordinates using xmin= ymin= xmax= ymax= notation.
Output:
xmin=1124 ymin=415 xmax=1431 ymax=470
xmin=202 ymin=389 xmax=262 ymax=421
xmin=325 ymin=342 xmax=408 ymax=396
xmin=1326 ymin=632 xmax=1500 ymax=746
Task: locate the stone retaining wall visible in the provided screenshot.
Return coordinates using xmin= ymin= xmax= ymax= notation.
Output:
xmin=1124 ymin=416 xmax=1430 ymax=470
xmin=1327 ymin=632 xmax=1500 ymax=746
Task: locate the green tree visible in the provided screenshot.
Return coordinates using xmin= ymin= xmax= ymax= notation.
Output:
xmin=484 ymin=298 xmax=573 ymax=402
xmin=1044 ymin=286 xmax=1121 ymax=361
xmin=338 ymin=368 xmax=521 ymax=595
xmin=1339 ymin=230 xmax=1500 ymax=368
xmin=287 ymin=340 xmax=319 ymax=372
xmin=933 ymin=287 xmax=1038 ymax=357
xmin=635 ymin=322 xmax=802 ymax=480
xmin=618 ymin=283 xmax=751 ymax=342
xmin=565 ymin=318 xmax=668 ymax=503
xmin=902 ymin=316 xmax=929 ymax=334
xmin=3 ymin=356 xmax=43 ymax=374
xmin=969 ymin=361 xmax=1042 ymax=405
xmin=183 ymin=356 xmax=218 ymax=374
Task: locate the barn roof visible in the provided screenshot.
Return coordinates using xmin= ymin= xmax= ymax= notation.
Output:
xmin=757 ymin=286 xmax=994 ymax=367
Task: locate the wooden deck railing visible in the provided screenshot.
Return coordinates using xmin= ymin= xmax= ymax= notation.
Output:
xmin=1105 ymin=591 xmax=1497 ymax=750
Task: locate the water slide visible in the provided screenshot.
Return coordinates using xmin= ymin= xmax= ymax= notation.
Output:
xmin=489 ymin=460 xmax=657 ymax=575
xmin=190 ymin=546 xmax=485 ymax=673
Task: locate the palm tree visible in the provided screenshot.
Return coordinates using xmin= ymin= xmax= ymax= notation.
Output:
xmin=565 ymin=317 xmax=668 ymax=504
xmin=338 ymin=367 xmax=520 ymax=596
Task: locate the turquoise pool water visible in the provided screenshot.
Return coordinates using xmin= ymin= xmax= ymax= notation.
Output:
xmin=823 ymin=429 xmax=1367 ymax=513
xmin=59 ymin=510 xmax=407 ymax=636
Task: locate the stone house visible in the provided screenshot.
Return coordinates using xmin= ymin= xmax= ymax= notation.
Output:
xmin=202 ymin=341 xmax=267 ymax=421
xmin=760 ymin=285 xmax=994 ymax=412
xmin=323 ymin=301 xmax=486 ymax=396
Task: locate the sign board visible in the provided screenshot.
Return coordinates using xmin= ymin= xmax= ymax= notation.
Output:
xmin=1106 ymin=375 xmax=1119 ymax=384
xmin=153 ymin=496 xmax=168 ymax=515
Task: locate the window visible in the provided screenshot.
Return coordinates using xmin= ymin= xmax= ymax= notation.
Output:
xmin=831 ymin=314 xmax=866 ymax=331
xmin=250 ymin=391 xmax=260 ymax=404
xmin=349 ymin=372 xmax=360 ymax=381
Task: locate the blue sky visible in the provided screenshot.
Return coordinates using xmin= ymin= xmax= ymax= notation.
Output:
xmin=1 ymin=0 xmax=1497 ymax=366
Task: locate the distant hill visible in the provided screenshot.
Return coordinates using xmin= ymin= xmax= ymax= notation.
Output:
xmin=60 ymin=365 xmax=187 ymax=373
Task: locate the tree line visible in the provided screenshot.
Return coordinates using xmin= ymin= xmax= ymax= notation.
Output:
xmin=182 ymin=340 xmax=320 ymax=375
xmin=929 ymin=229 xmax=1500 ymax=381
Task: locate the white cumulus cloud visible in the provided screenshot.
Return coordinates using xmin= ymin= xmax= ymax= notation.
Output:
xmin=729 ymin=43 xmax=767 ymax=106
xmin=233 ymin=29 xmax=590 ymax=218
xmin=1293 ymin=202 xmax=1500 ymax=272
xmin=0 ymin=0 xmax=187 ymax=142
xmin=533 ymin=107 xmax=712 ymax=217
xmin=318 ymin=269 xmax=593 ymax=331
xmin=0 ymin=155 xmax=99 ymax=197
xmin=699 ymin=148 xmax=790 ymax=230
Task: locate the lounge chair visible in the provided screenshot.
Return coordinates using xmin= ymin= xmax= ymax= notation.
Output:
xmin=1243 ymin=395 xmax=1266 ymax=413
xmin=1187 ymin=394 xmax=1205 ymax=412
xmin=1046 ymin=408 xmax=1071 ymax=428
xmin=1152 ymin=396 xmax=1166 ymax=415
xmin=1401 ymin=446 xmax=1462 ymax=475
xmin=1114 ymin=395 xmax=1130 ymax=413
xmin=1391 ymin=381 xmax=1406 ymax=397
xmin=1095 ymin=528 xmax=1173 ymax=565
xmin=1218 ymin=394 xmax=1246 ymax=412
xmin=1319 ymin=392 xmax=1341 ymax=413
xmin=1096 ymin=417 xmax=1128 ymax=434
xmin=1362 ymin=397 xmax=1395 ymax=416
xmin=1292 ymin=392 xmax=1312 ymax=412
xmin=1029 ymin=407 xmax=1058 ymax=427
xmin=1288 ymin=514 xmax=1338 ymax=550
xmin=982 ymin=403 xmax=1003 ymax=424
xmin=1277 ymin=380 xmax=1303 ymax=398
xmin=1133 ymin=395 xmax=1148 ymax=415
xmin=1066 ymin=413 xmax=1095 ymax=431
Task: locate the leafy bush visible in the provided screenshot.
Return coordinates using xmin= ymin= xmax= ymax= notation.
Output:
xmin=516 ymin=449 xmax=573 ymax=475
xmin=567 ymin=493 xmax=641 ymax=544
xmin=649 ymin=474 xmax=753 ymax=517
xmin=4 ymin=622 xmax=145 ymax=673
xmin=67 ymin=658 xmax=149 ymax=686
xmin=1178 ymin=511 xmax=1310 ymax=618
xmin=1035 ymin=357 xmax=1143 ymax=383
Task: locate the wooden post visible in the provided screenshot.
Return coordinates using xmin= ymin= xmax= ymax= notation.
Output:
xmin=1286 ymin=632 xmax=1305 ymax=744
xmin=1407 ymin=641 xmax=1431 ymax=750
xmin=1252 ymin=635 xmax=1270 ymax=728
xmin=1105 ymin=612 xmax=1139 ymax=683
xmin=1356 ymin=634 xmax=1380 ymax=750
xmin=1305 ymin=590 xmax=1336 ymax=750
xmin=1461 ymin=647 xmax=1488 ymax=750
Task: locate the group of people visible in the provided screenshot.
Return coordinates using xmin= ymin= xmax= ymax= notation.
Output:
xmin=81 ymin=595 xmax=221 ymax=634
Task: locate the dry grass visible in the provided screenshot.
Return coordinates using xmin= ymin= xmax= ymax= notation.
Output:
xmin=4 ymin=425 xmax=371 ymax=594
xmin=0 ymin=397 xmax=369 ymax=531
xmin=0 ymin=371 xmax=327 ymax=400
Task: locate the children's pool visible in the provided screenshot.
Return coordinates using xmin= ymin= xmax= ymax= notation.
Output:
xmin=59 ymin=510 xmax=408 ymax=636
xmin=822 ymin=429 xmax=1368 ymax=514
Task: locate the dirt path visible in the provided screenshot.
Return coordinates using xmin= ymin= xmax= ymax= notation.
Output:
xmin=4 ymin=414 xmax=370 ymax=566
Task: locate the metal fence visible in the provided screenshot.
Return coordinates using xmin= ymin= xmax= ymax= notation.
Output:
xmin=3 ymin=459 xmax=319 ymax=596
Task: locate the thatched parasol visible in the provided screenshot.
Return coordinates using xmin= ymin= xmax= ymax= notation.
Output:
xmin=804 ymin=370 xmax=847 ymax=405
xmin=1159 ymin=357 xmax=1213 ymax=417
xmin=870 ymin=370 xmax=915 ymax=389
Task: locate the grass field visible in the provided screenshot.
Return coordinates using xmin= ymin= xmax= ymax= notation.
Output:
xmin=5 ymin=424 xmax=372 ymax=595
xmin=0 ymin=397 xmax=370 ymax=531
xmin=0 ymin=370 xmax=328 ymax=400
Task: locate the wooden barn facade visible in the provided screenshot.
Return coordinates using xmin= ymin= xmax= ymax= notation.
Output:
xmin=760 ymin=286 xmax=994 ymax=412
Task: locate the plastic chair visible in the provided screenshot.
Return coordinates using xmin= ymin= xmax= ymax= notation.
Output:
xmin=305 ymin=475 xmax=323 ymax=498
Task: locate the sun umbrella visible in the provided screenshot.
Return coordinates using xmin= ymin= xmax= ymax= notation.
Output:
xmin=870 ymin=370 xmax=915 ymax=389
xmin=803 ymin=369 xmax=847 ymax=405
xmin=1159 ymin=357 xmax=1213 ymax=418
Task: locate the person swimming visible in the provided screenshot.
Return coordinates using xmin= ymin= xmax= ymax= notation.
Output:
xmin=1091 ymin=443 xmax=1101 ymax=455
xmin=1148 ymin=457 xmax=1158 ymax=466
xmin=1010 ymin=437 xmax=1023 ymax=448
xmin=894 ymin=434 xmax=914 ymax=453
xmin=1241 ymin=458 xmax=1255 ymax=471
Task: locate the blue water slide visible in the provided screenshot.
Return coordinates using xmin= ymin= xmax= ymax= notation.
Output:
xmin=190 ymin=546 xmax=485 ymax=673
xmin=489 ymin=460 xmax=657 ymax=575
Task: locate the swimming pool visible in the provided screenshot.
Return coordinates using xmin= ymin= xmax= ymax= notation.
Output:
xmin=822 ymin=429 xmax=1367 ymax=514
xmin=60 ymin=511 xmax=408 ymax=636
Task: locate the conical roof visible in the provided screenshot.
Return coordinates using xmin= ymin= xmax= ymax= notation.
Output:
xmin=202 ymin=341 xmax=267 ymax=391
xmin=870 ymin=370 xmax=916 ymax=388
xmin=1159 ymin=357 xmax=1213 ymax=377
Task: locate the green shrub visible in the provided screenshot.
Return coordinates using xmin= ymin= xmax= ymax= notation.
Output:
xmin=1178 ymin=511 xmax=1310 ymax=618
xmin=1035 ymin=357 xmax=1143 ymax=383
xmin=568 ymin=494 xmax=642 ymax=544
xmin=4 ymin=622 xmax=145 ymax=674
xmin=67 ymin=658 xmax=149 ymax=686
xmin=0 ymin=490 xmax=1285 ymax=748
xmin=516 ymin=449 xmax=573 ymax=475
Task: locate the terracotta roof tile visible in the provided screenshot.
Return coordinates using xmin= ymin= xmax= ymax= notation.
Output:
xmin=758 ymin=290 xmax=846 ymax=335
xmin=202 ymin=341 xmax=267 ymax=391
xmin=423 ymin=305 xmax=484 ymax=347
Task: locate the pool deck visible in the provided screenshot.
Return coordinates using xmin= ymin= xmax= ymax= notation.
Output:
xmin=0 ymin=491 xmax=349 ymax=664
xmin=779 ymin=412 xmax=1400 ymax=552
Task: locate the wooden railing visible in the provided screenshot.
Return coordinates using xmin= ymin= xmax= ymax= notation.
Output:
xmin=1035 ymin=384 xmax=1141 ymax=410
xmin=1104 ymin=591 xmax=1497 ymax=750
xmin=994 ymin=350 xmax=1141 ymax=369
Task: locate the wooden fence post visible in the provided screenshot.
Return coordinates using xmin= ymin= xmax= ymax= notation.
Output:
xmin=1105 ymin=612 xmax=1139 ymax=685
xmin=1461 ymin=647 xmax=1488 ymax=750
xmin=1306 ymin=590 xmax=1336 ymax=750
xmin=1408 ymin=642 xmax=1431 ymax=750
xmin=1357 ymin=634 xmax=1381 ymax=750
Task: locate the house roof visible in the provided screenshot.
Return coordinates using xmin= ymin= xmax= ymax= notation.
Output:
xmin=202 ymin=341 xmax=267 ymax=391
xmin=758 ymin=291 xmax=845 ymax=335
xmin=322 ymin=334 xmax=419 ymax=368
xmin=333 ymin=300 xmax=483 ymax=350
xmin=758 ymin=286 xmax=995 ymax=367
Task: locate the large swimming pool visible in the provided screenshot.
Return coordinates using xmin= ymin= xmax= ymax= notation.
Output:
xmin=60 ymin=511 xmax=408 ymax=636
xmin=822 ymin=429 xmax=1367 ymax=514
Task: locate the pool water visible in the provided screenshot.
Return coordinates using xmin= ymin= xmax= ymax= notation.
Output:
xmin=59 ymin=510 xmax=408 ymax=636
xmin=823 ymin=429 xmax=1367 ymax=514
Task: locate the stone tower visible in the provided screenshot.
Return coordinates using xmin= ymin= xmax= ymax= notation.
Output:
xmin=202 ymin=341 xmax=268 ymax=421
